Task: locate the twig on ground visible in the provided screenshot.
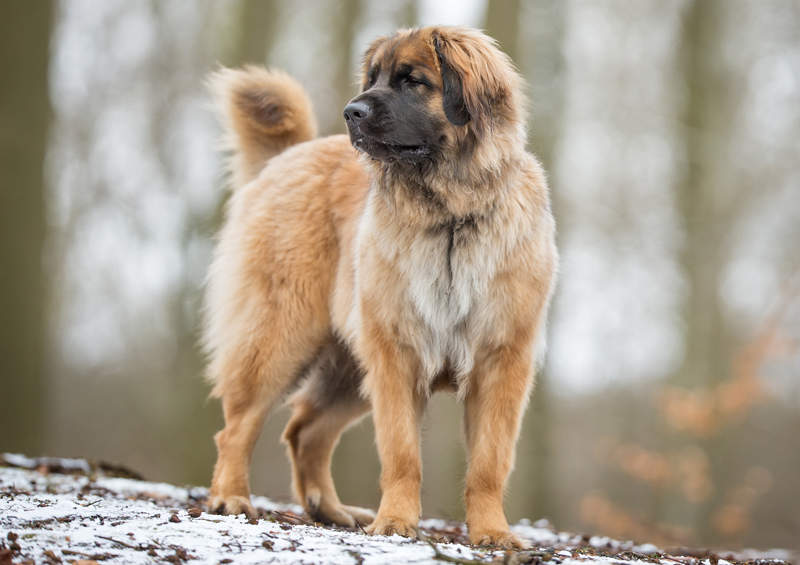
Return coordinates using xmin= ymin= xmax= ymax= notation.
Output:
xmin=421 ymin=534 xmax=490 ymax=565
xmin=95 ymin=535 xmax=140 ymax=550
xmin=271 ymin=509 xmax=314 ymax=526
xmin=354 ymin=519 xmax=368 ymax=535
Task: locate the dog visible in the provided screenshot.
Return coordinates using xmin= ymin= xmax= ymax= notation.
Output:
xmin=203 ymin=26 xmax=557 ymax=549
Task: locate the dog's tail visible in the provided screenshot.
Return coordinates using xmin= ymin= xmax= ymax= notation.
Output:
xmin=209 ymin=65 xmax=318 ymax=188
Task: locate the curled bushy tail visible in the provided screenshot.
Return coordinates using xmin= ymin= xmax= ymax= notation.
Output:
xmin=208 ymin=65 xmax=318 ymax=188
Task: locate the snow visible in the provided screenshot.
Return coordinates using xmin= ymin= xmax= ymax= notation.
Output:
xmin=636 ymin=544 xmax=661 ymax=555
xmin=1 ymin=466 xmax=471 ymax=564
xmin=1 ymin=455 xmax=794 ymax=565
xmin=2 ymin=453 xmax=91 ymax=474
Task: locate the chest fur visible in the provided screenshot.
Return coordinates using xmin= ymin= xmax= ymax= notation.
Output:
xmin=406 ymin=218 xmax=482 ymax=327
xmin=380 ymin=215 xmax=499 ymax=382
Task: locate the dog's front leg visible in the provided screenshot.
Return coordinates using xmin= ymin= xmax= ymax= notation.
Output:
xmin=464 ymin=344 xmax=534 ymax=549
xmin=361 ymin=332 xmax=425 ymax=539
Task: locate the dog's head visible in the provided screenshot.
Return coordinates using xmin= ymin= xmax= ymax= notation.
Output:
xmin=344 ymin=27 xmax=524 ymax=167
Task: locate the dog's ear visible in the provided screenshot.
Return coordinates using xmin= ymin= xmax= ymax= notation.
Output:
xmin=431 ymin=28 xmax=522 ymax=131
xmin=432 ymin=33 xmax=470 ymax=126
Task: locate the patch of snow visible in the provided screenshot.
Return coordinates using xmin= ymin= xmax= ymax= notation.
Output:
xmin=0 ymin=466 xmax=492 ymax=564
xmin=511 ymin=521 xmax=563 ymax=545
xmin=95 ymin=476 xmax=194 ymax=502
xmin=635 ymin=543 xmax=660 ymax=555
xmin=3 ymin=452 xmax=91 ymax=473
xmin=1 ymin=457 xmax=794 ymax=565
xmin=734 ymin=549 xmax=796 ymax=562
xmin=590 ymin=535 xmax=616 ymax=548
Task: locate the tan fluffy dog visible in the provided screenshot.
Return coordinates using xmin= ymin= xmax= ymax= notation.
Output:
xmin=203 ymin=26 xmax=557 ymax=548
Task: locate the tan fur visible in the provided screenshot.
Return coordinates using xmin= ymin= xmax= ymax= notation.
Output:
xmin=208 ymin=66 xmax=318 ymax=188
xmin=203 ymin=26 xmax=557 ymax=549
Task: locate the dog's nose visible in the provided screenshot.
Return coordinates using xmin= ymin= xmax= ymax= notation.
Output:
xmin=343 ymin=100 xmax=372 ymax=124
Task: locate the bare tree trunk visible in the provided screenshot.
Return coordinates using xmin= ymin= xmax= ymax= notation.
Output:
xmin=677 ymin=0 xmax=734 ymax=544
xmin=227 ymin=0 xmax=281 ymax=66
xmin=328 ymin=0 xmax=362 ymax=135
xmin=677 ymin=0 xmax=730 ymax=391
xmin=525 ymin=0 xmax=565 ymax=525
xmin=484 ymin=0 xmax=521 ymax=64
xmin=399 ymin=0 xmax=417 ymax=29
xmin=0 ymin=2 xmax=53 ymax=454
xmin=524 ymin=1 xmax=564 ymax=175
xmin=209 ymin=0 xmax=282 ymax=228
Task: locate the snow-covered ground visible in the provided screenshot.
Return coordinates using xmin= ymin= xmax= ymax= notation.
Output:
xmin=0 ymin=454 xmax=793 ymax=565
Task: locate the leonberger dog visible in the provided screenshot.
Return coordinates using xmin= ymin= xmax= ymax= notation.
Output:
xmin=203 ymin=26 xmax=557 ymax=548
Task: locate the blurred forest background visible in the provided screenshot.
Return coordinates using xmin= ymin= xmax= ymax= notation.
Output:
xmin=2 ymin=0 xmax=799 ymax=552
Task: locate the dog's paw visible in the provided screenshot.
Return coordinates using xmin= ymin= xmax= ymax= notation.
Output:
xmin=207 ymin=495 xmax=256 ymax=520
xmin=304 ymin=489 xmax=376 ymax=528
xmin=470 ymin=529 xmax=528 ymax=549
xmin=343 ymin=504 xmax=376 ymax=527
xmin=309 ymin=503 xmax=375 ymax=528
xmin=365 ymin=515 xmax=419 ymax=538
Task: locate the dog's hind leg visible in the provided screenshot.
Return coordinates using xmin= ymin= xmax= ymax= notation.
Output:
xmin=282 ymin=339 xmax=374 ymax=527
xmin=208 ymin=379 xmax=274 ymax=519
xmin=205 ymin=210 xmax=337 ymax=518
xmin=207 ymin=315 xmax=331 ymax=518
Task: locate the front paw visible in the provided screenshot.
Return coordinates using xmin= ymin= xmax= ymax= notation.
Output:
xmin=207 ymin=494 xmax=256 ymax=520
xmin=470 ymin=528 xmax=528 ymax=549
xmin=365 ymin=514 xmax=419 ymax=538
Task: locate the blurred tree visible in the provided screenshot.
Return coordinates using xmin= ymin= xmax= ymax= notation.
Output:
xmin=328 ymin=0 xmax=363 ymax=135
xmin=676 ymin=0 xmax=735 ymax=542
xmin=524 ymin=1 xmax=564 ymax=175
xmin=484 ymin=0 xmax=520 ymax=64
xmin=399 ymin=0 xmax=417 ymax=29
xmin=230 ymin=0 xmax=281 ymax=65
xmin=524 ymin=0 xmax=565 ymax=526
xmin=0 ymin=1 xmax=53 ymax=453
xmin=212 ymin=0 xmax=281 ymax=230
xmin=677 ymin=0 xmax=732 ymax=393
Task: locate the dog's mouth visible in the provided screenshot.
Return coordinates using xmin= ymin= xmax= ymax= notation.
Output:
xmin=351 ymin=134 xmax=430 ymax=161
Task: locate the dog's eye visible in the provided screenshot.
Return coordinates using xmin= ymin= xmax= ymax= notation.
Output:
xmin=365 ymin=68 xmax=379 ymax=90
xmin=404 ymin=75 xmax=427 ymax=88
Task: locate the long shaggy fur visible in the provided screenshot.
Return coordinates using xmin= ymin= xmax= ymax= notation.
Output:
xmin=208 ymin=66 xmax=318 ymax=189
xmin=202 ymin=26 xmax=557 ymax=550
